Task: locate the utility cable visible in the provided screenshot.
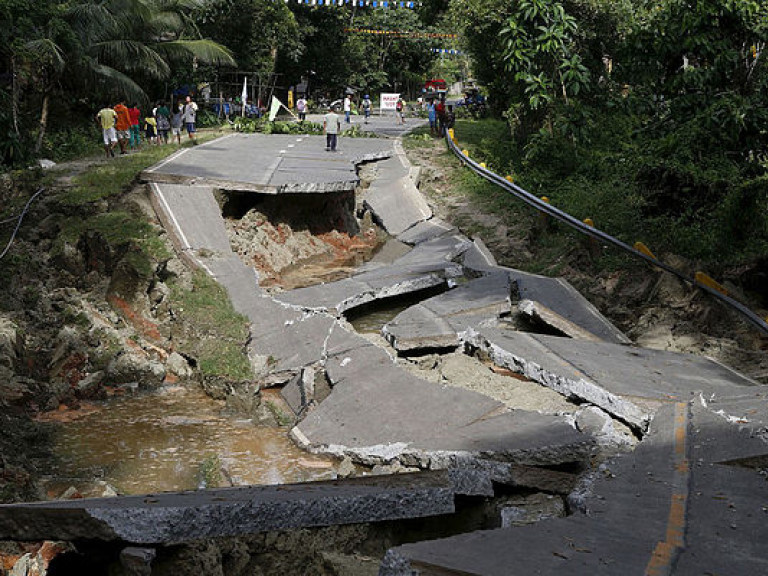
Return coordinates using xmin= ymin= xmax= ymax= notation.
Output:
xmin=445 ymin=133 xmax=768 ymax=335
xmin=0 ymin=187 xmax=45 ymax=261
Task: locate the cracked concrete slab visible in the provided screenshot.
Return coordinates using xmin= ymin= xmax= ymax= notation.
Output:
xmin=510 ymin=271 xmax=631 ymax=344
xmin=0 ymin=472 xmax=459 ymax=545
xmin=464 ymin=327 xmax=759 ymax=431
xmin=383 ymin=272 xmax=511 ymax=352
xmin=292 ymin=325 xmax=592 ymax=468
xmin=273 ymin=272 xmax=448 ymax=316
xmin=143 ymin=134 xmax=393 ymax=193
xmin=396 ymin=218 xmax=458 ymax=246
xmin=363 ymin=143 xmax=432 ymax=236
xmin=380 ymin=403 xmax=683 ymax=575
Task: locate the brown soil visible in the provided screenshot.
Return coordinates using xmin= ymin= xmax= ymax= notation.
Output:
xmin=404 ymin=139 xmax=768 ymax=383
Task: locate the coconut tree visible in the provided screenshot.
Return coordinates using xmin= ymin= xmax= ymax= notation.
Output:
xmin=32 ymin=0 xmax=235 ymax=152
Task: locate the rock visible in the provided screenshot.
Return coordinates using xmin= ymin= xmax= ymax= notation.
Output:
xmin=120 ymin=547 xmax=156 ymax=576
xmin=106 ymin=352 xmax=166 ymax=388
xmin=58 ymin=486 xmax=82 ymax=500
xmin=0 ymin=318 xmax=22 ymax=367
xmin=337 ymin=457 xmax=356 ymax=478
xmin=148 ymin=281 xmax=170 ymax=307
xmin=224 ymin=382 xmax=262 ymax=418
xmin=48 ymin=326 xmax=86 ymax=371
xmin=38 ymin=159 xmax=56 ymax=169
xmin=166 ymin=352 xmax=193 ymax=379
xmin=74 ymin=371 xmax=105 ymax=399
xmin=499 ymin=493 xmax=566 ymax=527
xmin=574 ymin=405 xmax=637 ymax=450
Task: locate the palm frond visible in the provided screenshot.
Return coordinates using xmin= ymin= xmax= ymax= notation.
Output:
xmin=148 ymin=11 xmax=184 ymax=33
xmin=155 ymin=39 xmax=236 ymax=67
xmin=89 ymin=62 xmax=148 ymax=102
xmin=24 ymin=39 xmax=66 ymax=72
xmin=92 ymin=40 xmax=171 ymax=79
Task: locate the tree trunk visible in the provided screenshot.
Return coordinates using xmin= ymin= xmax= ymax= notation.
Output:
xmin=11 ymin=56 xmax=20 ymax=137
xmin=34 ymin=91 xmax=50 ymax=154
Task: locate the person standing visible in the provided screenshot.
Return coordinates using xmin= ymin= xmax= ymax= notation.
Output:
xmin=343 ymin=94 xmax=352 ymax=124
xmin=113 ymin=99 xmax=132 ymax=154
xmin=144 ymin=114 xmax=158 ymax=145
xmin=95 ymin=105 xmax=117 ymax=157
xmin=396 ymin=96 xmax=406 ymax=124
xmin=170 ymin=102 xmax=183 ymax=145
xmin=181 ymin=95 xmax=198 ymax=144
xmin=128 ymin=103 xmax=141 ymax=149
xmin=323 ymin=106 xmax=341 ymax=152
xmin=427 ymin=100 xmax=437 ymax=136
xmin=155 ymin=100 xmax=171 ymax=144
xmin=362 ymin=94 xmax=372 ymax=124
xmin=435 ymin=97 xmax=446 ymax=135
xmin=296 ymin=95 xmax=307 ymax=122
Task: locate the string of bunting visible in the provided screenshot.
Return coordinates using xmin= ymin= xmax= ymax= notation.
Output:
xmin=345 ymin=28 xmax=457 ymax=38
xmin=431 ymin=48 xmax=463 ymax=55
xmin=285 ymin=0 xmax=422 ymax=7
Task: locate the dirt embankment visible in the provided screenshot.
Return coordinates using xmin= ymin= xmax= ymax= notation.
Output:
xmin=404 ymin=139 xmax=768 ymax=382
xmin=0 ymin=157 xmax=389 ymax=506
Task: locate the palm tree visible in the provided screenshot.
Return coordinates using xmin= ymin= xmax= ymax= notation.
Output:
xmin=32 ymin=0 xmax=235 ymax=152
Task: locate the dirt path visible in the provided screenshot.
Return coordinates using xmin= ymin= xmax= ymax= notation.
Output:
xmin=404 ymin=138 xmax=768 ymax=383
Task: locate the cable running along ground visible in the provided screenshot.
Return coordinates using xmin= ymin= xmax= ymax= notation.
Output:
xmin=0 ymin=187 xmax=46 ymax=261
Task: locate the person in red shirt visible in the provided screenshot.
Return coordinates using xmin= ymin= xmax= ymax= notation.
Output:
xmin=128 ymin=103 xmax=141 ymax=150
xmin=435 ymin=98 xmax=447 ymax=136
xmin=113 ymin=100 xmax=132 ymax=154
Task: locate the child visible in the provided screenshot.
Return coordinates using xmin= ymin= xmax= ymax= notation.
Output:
xmin=144 ymin=115 xmax=158 ymax=145
xmin=170 ymin=105 xmax=183 ymax=145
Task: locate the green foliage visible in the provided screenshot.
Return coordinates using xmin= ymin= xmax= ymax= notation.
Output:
xmin=500 ymin=0 xmax=589 ymax=110
xmin=58 ymin=144 xmax=189 ymax=205
xmin=170 ymin=270 xmax=252 ymax=381
xmin=196 ymin=454 xmax=223 ymax=489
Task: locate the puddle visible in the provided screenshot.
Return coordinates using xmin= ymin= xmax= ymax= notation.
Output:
xmin=345 ymin=284 xmax=449 ymax=333
xmin=43 ymin=386 xmax=335 ymax=497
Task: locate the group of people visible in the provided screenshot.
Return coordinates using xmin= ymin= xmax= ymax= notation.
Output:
xmin=95 ymin=96 xmax=200 ymax=157
xmin=427 ymin=98 xmax=455 ymax=137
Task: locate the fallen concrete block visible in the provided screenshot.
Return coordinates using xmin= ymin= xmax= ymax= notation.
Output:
xmin=383 ymin=272 xmax=510 ymax=353
xmin=0 ymin=473 xmax=458 ymax=545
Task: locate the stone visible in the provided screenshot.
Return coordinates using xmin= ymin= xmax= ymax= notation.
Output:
xmin=74 ymin=371 xmax=106 ymax=399
xmin=574 ymin=405 xmax=637 ymax=450
xmin=120 ymin=547 xmax=156 ymax=576
xmin=0 ymin=318 xmax=21 ymax=367
xmin=106 ymin=352 xmax=166 ymax=388
xmin=336 ymin=457 xmax=356 ymax=478
xmin=166 ymin=352 xmax=193 ymax=379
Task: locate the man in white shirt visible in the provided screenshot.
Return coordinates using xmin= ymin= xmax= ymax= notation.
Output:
xmin=323 ymin=106 xmax=341 ymax=151
xmin=181 ymin=95 xmax=199 ymax=144
xmin=296 ymin=96 xmax=307 ymax=122
xmin=343 ymin=95 xmax=352 ymax=124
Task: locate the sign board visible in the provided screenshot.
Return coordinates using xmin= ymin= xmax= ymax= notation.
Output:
xmin=380 ymin=93 xmax=400 ymax=111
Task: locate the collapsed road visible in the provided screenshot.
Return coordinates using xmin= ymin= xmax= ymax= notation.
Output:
xmin=1 ymin=117 xmax=767 ymax=575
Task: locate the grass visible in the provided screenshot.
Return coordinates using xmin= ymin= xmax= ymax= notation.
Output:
xmin=56 ymin=130 xmax=225 ymax=206
xmin=170 ymin=270 xmax=253 ymax=381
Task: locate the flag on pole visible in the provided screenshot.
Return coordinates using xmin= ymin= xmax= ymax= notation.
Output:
xmin=241 ymin=77 xmax=248 ymax=117
xmin=268 ymin=96 xmax=299 ymax=121
xmin=268 ymin=96 xmax=282 ymax=121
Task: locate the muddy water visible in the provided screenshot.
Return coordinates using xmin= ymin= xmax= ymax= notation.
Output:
xmin=45 ymin=386 xmax=335 ymax=497
xmin=346 ymin=285 xmax=449 ymax=333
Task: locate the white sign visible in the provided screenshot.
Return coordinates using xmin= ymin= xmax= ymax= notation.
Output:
xmin=380 ymin=93 xmax=400 ymax=111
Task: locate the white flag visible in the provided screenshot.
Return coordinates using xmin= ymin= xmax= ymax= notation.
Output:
xmin=241 ymin=77 xmax=248 ymax=117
